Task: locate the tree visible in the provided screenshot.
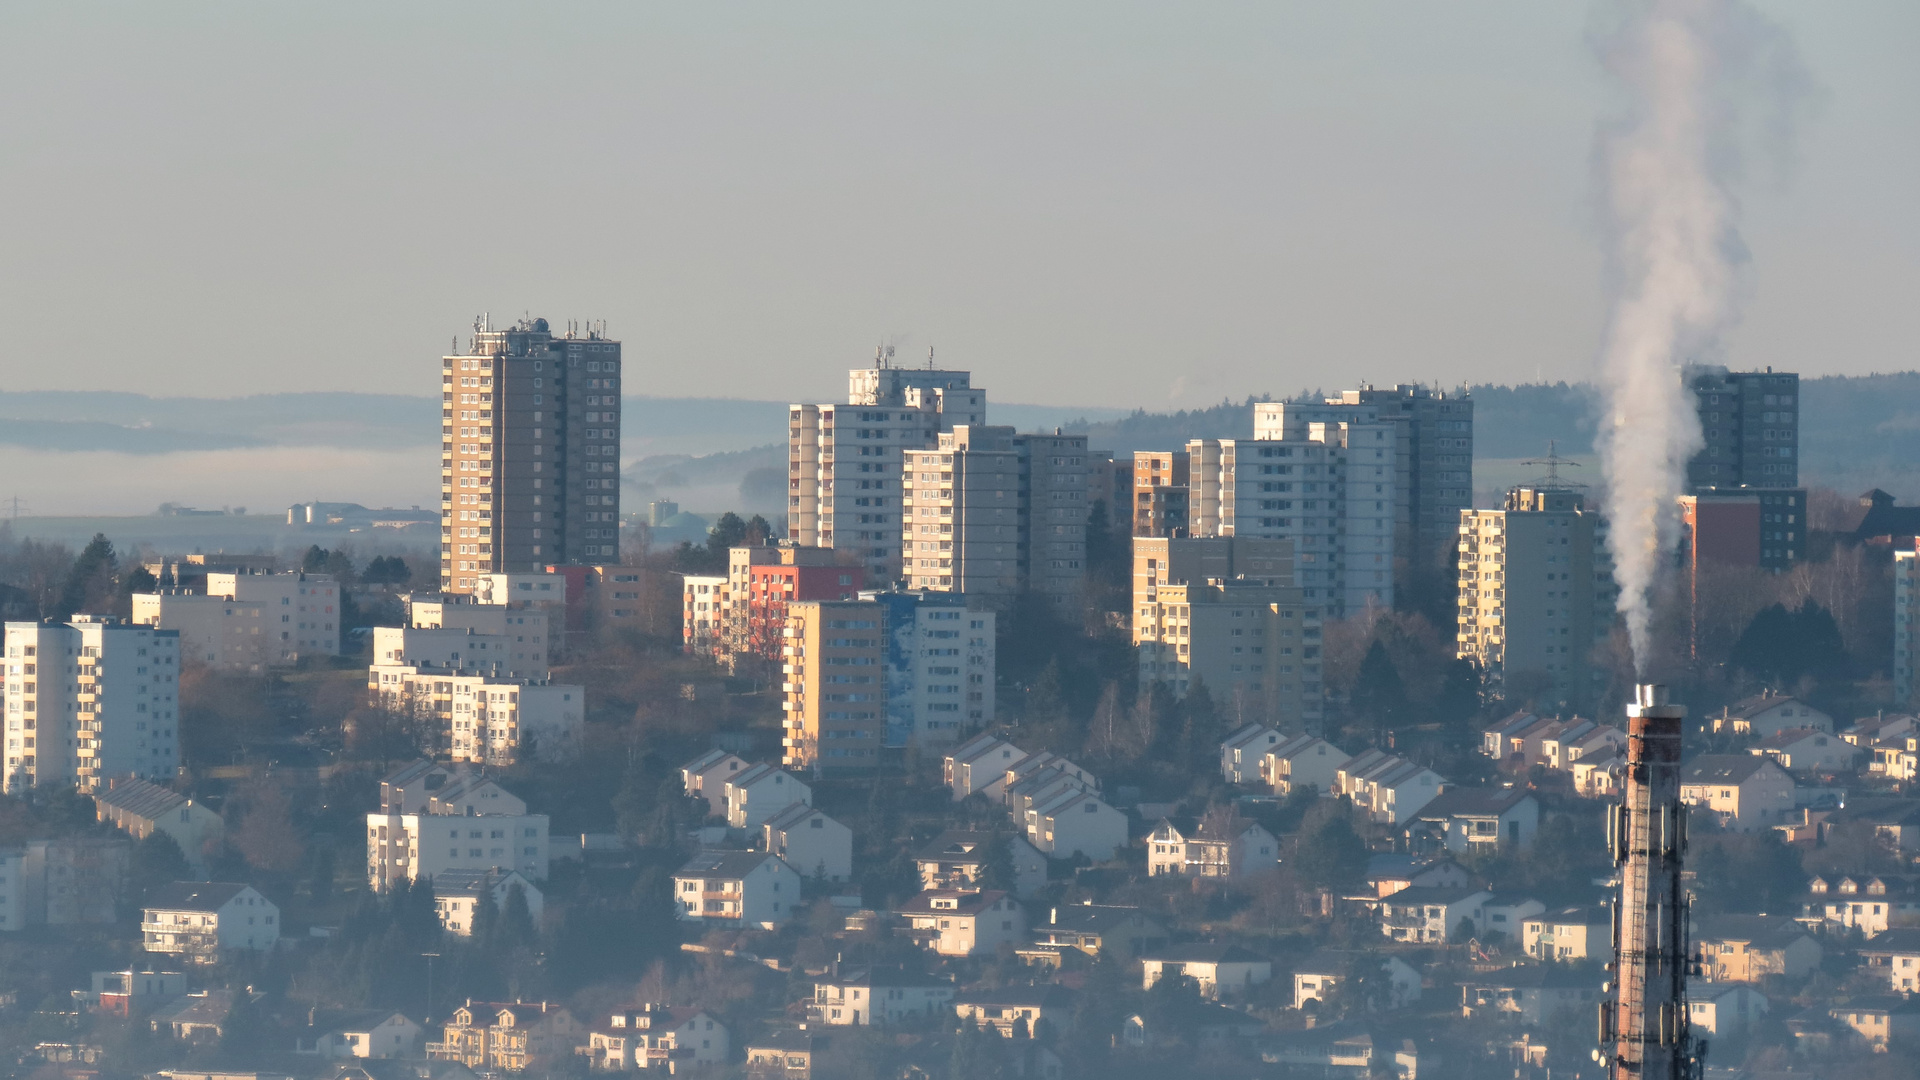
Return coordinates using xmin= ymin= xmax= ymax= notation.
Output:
xmin=744 ymin=514 xmax=774 ymax=547
xmin=1291 ymin=802 xmax=1369 ymax=894
xmin=229 ymin=776 xmax=306 ymax=875
xmin=1349 ymin=640 xmax=1408 ymax=743
xmin=128 ymin=831 xmax=192 ymax=904
xmin=707 ymin=512 xmax=748 ymax=554
xmin=58 ymin=533 xmax=120 ymax=617
xmin=1730 ymin=601 xmax=1849 ymax=687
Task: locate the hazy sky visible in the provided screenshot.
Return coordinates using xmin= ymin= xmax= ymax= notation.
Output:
xmin=0 ymin=1 xmax=1913 ymax=410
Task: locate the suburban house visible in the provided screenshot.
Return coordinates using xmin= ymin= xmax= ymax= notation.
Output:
xmin=1522 ymin=906 xmax=1611 ymax=963
xmin=1798 ymin=874 xmax=1920 ymax=938
xmin=83 ymin=967 xmax=188 ymax=1018
xmin=744 ymin=1030 xmax=818 ymax=1079
xmin=1843 ymin=713 xmax=1920 ymax=748
xmin=953 ymin=986 xmax=1077 ymax=1037
xmin=150 ymin=989 xmax=254 ymax=1042
xmin=1571 ymin=745 xmax=1626 ymax=798
xmin=428 ymin=1001 xmax=583 ymax=1073
xmin=1479 ymin=712 xmax=1565 ymax=770
xmin=1858 ymin=928 xmax=1920 ymax=992
xmin=1830 ymin=998 xmax=1920 ymax=1050
xmin=1679 ymin=755 xmax=1796 ymax=832
xmin=142 ymin=882 xmax=279 ymax=964
xmin=1145 ymin=817 xmax=1280 ymax=879
xmin=1405 ymin=788 xmax=1539 ymax=854
xmin=1219 ymin=723 xmax=1284 ymax=785
xmin=944 ymin=735 xmax=1029 ymax=801
xmin=1711 ymin=693 xmax=1834 ymax=738
xmin=579 ymin=1004 xmax=728 ymax=1072
xmin=1290 ymin=950 xmax=1422 ymax=1011
xmin=672 ymin=851 xmax=802 ymax=929
xmin=1364 ymin=855 xmax=1472 ymax=899
xmin=93 ymin=777 xmax=224 ymax=874
xmin=430 ymin=869 xmax=543 ymax=937
xmin=1545 ymin=723 xmax=1626 ymax=771
xmin=896 ymin=889 xmax=1025 ymax=957
xmin=913 ymin=830 xmax=1047 ymax=898
xmin=1025 ymin=790 xmax=1127 ymax=861
xmin=1694 ymin=914 xmax=1824 ymax=982
xmin=1260 ymin=733 xmax=1351 ymax=796
xmin=680 ymin=750 xmax=750 ymax=818
xmin=763 ymin=804 xmax=853 ymax=883
xmin=295 ymin=1010 xmax=424 ymax=1060
xmin=1480 ymin=894 xmax=1548 ymax=943
xmin=812 ymin=969 xmax=956 ymax=1026
xmin=1336 ymin=750 xmax=1446 ymax=824
xmin=723 ymin=765 xmax=812 ymax=830
xmin=1139 ymin=944 xmax=1273 ymax=999
xmin=1751 ymin=728 xmax=1864 ymax=775
xmin=1377 ymin=886 xmax=1494 ymax=944
xmin=1687 ymin=987 xmax=1770 ymax=1037
xmin=1122 ymin=1002 xmax=1265 ymax=1049
xmin=1024 ymin=903 xmax=1169 ymax=963
xmin=1001 ymin=752 xmax=1096 ymax=806
xmin=1460 ymin=967 xmax=1603 ymax=1025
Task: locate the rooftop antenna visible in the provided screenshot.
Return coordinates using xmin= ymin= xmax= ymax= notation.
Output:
xmin=928 ymin=346 xmax=935 ymax=370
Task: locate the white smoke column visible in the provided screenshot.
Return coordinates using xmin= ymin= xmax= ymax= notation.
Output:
xmin=1592 ymin=0 xmax=1800 ymax=671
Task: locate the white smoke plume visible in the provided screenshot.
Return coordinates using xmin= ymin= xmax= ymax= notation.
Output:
xmin=1592 ymin=0 xmax=1805 ymax=671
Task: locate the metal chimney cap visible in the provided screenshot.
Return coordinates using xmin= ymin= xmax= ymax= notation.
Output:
xmin=1636 ymin=684 xmax=1668 ymax=708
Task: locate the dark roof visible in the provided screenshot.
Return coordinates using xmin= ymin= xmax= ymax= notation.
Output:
xmin=915 ymin=829 xmax=997 ymax=864
xmin=1833 ymin=995 xmax=1920 ymax=1017
xmin=306 ymin=1009 xmax=410 ymax=1035
xmin=1852 ymin=490 xmax=1920 ymax=543
xmin=1379 ymin=885 xmax=1489 ymax=907
xmin=1410 ymin=787 xmax=1532 ymax=820
xmin=954 ymin=985 xmax=1076 ymax=1009
xmin=431 ymin=869 xmax=529 ymax=898
xmin=746 ymin=1030 xmax=817 ymax=1053
xmin=94 ymin=777 xmax=189 ymax=819
xmin=1726 ymin=693 xmax=1803 ymax=720
xmin=675 ymin=850 xmax=783 ymax=879
xmin=1859 ymin=928 xmax=1920 ymax=956
xmin=821 ymin=967 xmax=951 ymax=989
xmin=1681 ymin=755 xmax=1777 ymax=784
xmin=1035 ymin=903 xmax=1161 ymax=933
xmin=1138 ymin=944 xmax=1267 ymax=965
xmin=1755 ymin=727 xmax=1840 ymax=750
xmin=144 ymin=882 xmax=254 ymax=912
xmin=896 ymin=889 xmax=1010 ymax=917
xmin=1462 ymin=965 xmax=1600 ymax=991
xmin=1693 ymin=914 xmax=1815 ymax=948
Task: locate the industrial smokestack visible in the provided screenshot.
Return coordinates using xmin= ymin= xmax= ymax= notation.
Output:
xmin=1600 ymin=683 xmax=1702 ymax=1079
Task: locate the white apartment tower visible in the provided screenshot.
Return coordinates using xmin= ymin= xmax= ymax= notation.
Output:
xmin=4 ymin=618 xmax=180 ymax=793
xmin=1456 ymin=485 xmax=1616 ymax=707
xmin=442 ymin=316 xmax=623 ymax=596
xmin=1187 ymin=419 xmax=1396 ymax=615
xmin=900 ymin=426 xmax=1089 ymax=609
xmin=788 ymin=350 xmax=987 ymax=583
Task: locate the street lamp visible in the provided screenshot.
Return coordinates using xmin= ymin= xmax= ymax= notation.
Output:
xmin=422 ymin=952 xmax=440 ymax=1026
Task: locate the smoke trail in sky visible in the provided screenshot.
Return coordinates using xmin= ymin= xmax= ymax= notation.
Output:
xmin=1592 ymin=0 xmax=1803 ymax=671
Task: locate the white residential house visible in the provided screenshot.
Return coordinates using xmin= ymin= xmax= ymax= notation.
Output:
xmin=1219 ymin=723 xmax=1283 ymax=785
xmin=581 ymin=1004 xmax=728 ymax=1071
xmin=1140 ymin=945 xmax=1273 ymax=1000
xmin=1378 ymin=886 xmax=1494 ymax=944
xmin=92 ymin=776 xmax=224 ymax=874
xmin=366 ymin=765 xmax=550 ymax=891
xmin=1261 ymin=734 xmax=1351 ymax=796
xmin=1026 ymin=789 xmax=1127 ymax=861
xmin=812 ymin=969 xmax=956 ymax=1026
xmin=1680 ymin=755 xmax=1796 ymax=832
xmin=896 ymin=889 xmax=1025 ymax=957
xmin=1480 ymin=894 xmax=1548 ymax=943
xmin=672 ymin=851 xmax=801 ymax=930
xmin=1688 ymin=987 xmax=1770 ymax=1037
xmin=1365 ymin=854 xmax=1473 ymax=899
xmin=1337 ymin=750 xmax=1446 ymax=824
xmin=1290 ymin=950 xmax=1421 ymax=1010
xmin=944 ymin=734 xmax=1029 ymax=801
xmin=1798 ymin=876 xmax=1920 ymax=940
xmin=1002 ymin=751 xmax=1096 ymax=808
xmin=1711 ymin=693 xmax=1834 ymax=738
xmin=1146 ymin=817 xmax=1280 ymax=879
xmin=724 ymin=764 xmax=812 ymax=830
xmin=1406 ymin=789 xmax=1539 ymax=854
xmin=914 ymin=830 xmax=1048 ymax=898
xmin=1750 ymin=728 xmax=1864 ymax=775
xmin=141 ymin=882 xmax=279 ymax=964
xmin=680 ymin=750 xmax=750 ymax=818
xmin=1859 ymin=928 xmax=1920 ymax=992
xmin=296 ymin=1010 xmax=424 ymax=1059
xmin=431 ymin=869 xmax=544 ymax=937
xmin=763 ymin=803 xmax=853 ymax=882
xmin=1523 ymin=906 xmax=1612 ymax=962
xmin=1460 ymin=967 xmax=1603 ymax=1026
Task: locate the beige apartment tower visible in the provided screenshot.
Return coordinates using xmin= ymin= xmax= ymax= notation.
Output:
xmin=442 ymin=316 xmax=623 ymax=595
xmin=1456 ymin=485 xmax=1616 ymax=707
xmin=788 ymin=351 xmax=988 ymax=583
xmin=782 ymin=600 xmax=886 ymax=774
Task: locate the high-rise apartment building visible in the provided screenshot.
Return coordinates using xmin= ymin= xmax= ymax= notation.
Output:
xmin=1131 ymin=451 xmax=1191 ymax=537
xmin=3 ymin=618 xmax=180 ymax=793
xmin=1895 ymin=541 xmax=1920 ymax=707
xmin=1130 ymin=536 xmax=1321 ymax=730
xmin=866 ymin=590 xmax=996 ymax=748
xmin=1186 ymin=419 xmax=1396 ymax=615
xmin=442 ymin=316 xmax=623 ymax=596
xmin=1256 ymin=386 xmax=1472 ymax=575
xmin=725 ymin=546 xmax=864 ymax=662
xmin=900 ymin=426 xmax=1089 ymax=609
xmin=1687 ymin=366 xmax=1799 ymax=492
xmin=1455 ymin=485 xmax=1616 ymax=706
xmin=367 ymin=665 xmax=583 ymax=766
xmin=788 ymin=352 xmax=988 ymax=583
xmin=132 ymin=572 xmax=341 ymax=670
xmin=782 ymin=599 xmax=886 ymax=774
